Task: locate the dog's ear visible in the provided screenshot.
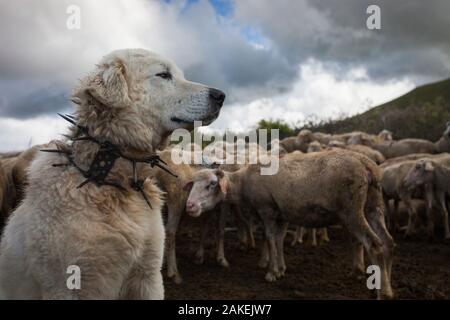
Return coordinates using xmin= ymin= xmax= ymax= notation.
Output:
xmin=86 ymin=59 xmax=132 ymax=108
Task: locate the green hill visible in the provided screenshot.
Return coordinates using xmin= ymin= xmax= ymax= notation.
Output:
xmin=304 ymin=78 xmax=450 ymax=141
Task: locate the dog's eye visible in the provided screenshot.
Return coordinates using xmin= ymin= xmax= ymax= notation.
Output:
xmin=155 ymin=72 xmax=172 ymax=80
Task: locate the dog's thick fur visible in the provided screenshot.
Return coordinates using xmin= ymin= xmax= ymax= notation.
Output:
xmin=0 ymin=49 xmax=224 ymax=299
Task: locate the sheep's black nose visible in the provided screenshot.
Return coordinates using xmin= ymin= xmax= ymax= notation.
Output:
xmin=209 ymin=88 xmax=226 ymax=105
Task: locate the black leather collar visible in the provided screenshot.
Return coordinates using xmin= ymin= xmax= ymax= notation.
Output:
xmin=41 ymin=113 xmax=177 ymax=209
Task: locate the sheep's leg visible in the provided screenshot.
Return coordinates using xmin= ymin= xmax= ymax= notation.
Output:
xmin=258 ymin=237 xmax=270 ymax=269
xmin=383 ymin=196 xmax=393 ymax=232
xmin=342 ymin=211 xmax=393 ymax=300
xmin=299 ymin=227 xmax=306 ymax=244
xmin=234 ymin=205 xmax=248 ymax=249
xmin=350 ymin=236 xmax=365 ymax=277
xmin=290 ymin=226 xmax=300 ymax=247
xmin=165 ymin=204 xmax=183 ymax=284
xmin=403 ymin=198 xmax=418 ymax=238
xmin=275 ymin=221 xmax=289 ymax=277
xmin=424 ymin=186 xmax=436 ymax=240
xmin=436 ymin=192 xmax=450 ymax=240
xmin=393 ymin=199 xmax=400 ymax=232
xmin=259 ymin=208 xmax=279 ymax=282
xmin=216 ymin=204 xmax=230 ymax=268
xmin=246 ymin=214 xmax=256 ymax=250
xmin=235 ymin=205 xmax=255 ymax=250
xmin=195 ymin=214 xmax=212 ymax=265
xmin=366 ymin=206 xmax=395 ymax=285
xmin=320 ymin=228 xmax=330 ymax=242
xmin=311 ymin=228 xmax=318 ymax=246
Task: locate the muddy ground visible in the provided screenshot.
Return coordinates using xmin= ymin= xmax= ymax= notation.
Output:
xmin=165 ymin=207 xmax=450 ymax=300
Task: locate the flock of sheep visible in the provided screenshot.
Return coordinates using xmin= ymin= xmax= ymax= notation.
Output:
xmin=1 ymin=122 xmax=450 ymax=299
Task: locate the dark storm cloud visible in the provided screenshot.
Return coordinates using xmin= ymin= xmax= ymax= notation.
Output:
xmin=0 ymin=0 xmax=450 ymax=121
xmin=0 ymin=86 xmax=71 ymax=119
xmin=235 ymin=0 xmax=450 ymax=82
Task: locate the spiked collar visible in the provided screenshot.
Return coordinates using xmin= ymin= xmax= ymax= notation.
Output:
xmin=41 ymin=113 xmax=177 ymax=209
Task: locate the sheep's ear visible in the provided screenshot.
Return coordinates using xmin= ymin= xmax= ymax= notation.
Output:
xmin=214 ymin=169 xmax=225 ymax=179
xmin=183 ymin=181 xmax=193 ymax=192
xmin=425 ymin=162 xmax=435 ymax=172
xmin=214 ymin=169 xmax=227 ymax=195
xmin=86 ymin=59 xmax=132 ymax=108
xmin=218 ymin=178 xmax=228 ymax=195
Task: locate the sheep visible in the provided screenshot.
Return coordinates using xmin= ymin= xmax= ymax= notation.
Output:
xmin=380 ymin=153 xmax=441 ymax=168
xmin=278 ymin=136 xmax=302 ymax=153
xmin=371 ymin=139 xmax=437 ymax=159
xmin=379 ymin=154 xmax=450 ymax=237
xmin=306 ymin=141 xmax=325 ymax=153
xmin=184 ymin=150 xmax=395 ymax=299
xmin=328 ymin=140 xmax=385 ymax=164
xmin=0 ymin=145 xmax=45 ymax=233
xmin=267 ymin=139 xmax=288 ymax=157
xmin=378 ymin=130 xmax=393 ymax=142
xmin=362 ymin=124 xmax=450 ymax=159
xmin=434 ymin=121 xmax=450 ymax=153
xmin=402 ymin=159 xmax=450 ymax=240
xmin=0 ymin=157 xmax=18 ymax=218
xmin=380 ymin=161 xmax=429 ymax=236
xmin=152 ymin=149 xmax=233 ymax=284
xmin=288 ymin=141 xmax=329 ymax=247
xmin=290 ymin=226 xmax=330 ymax=247
xmin=0 ymin=162 xmax=7 ymax=230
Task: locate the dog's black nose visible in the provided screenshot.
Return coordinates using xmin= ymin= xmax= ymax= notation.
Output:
xmin=209 ymin=88 xmax=226 ymax=105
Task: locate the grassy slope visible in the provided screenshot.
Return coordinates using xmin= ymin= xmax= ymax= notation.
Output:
xmin=304 ymin=78 xmax=450 ymax=141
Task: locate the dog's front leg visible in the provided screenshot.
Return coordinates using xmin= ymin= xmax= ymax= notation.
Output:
xmin=120 ymin=220 xmax=165 ymax=300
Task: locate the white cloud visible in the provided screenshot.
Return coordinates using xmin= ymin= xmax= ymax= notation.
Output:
xmin=205 ymin=60 xmax=414 ymax=132
xmin=0 ymin=116 xmax=67 ymax=152
xmin=0 ymin=0 xmax=438 ymax=151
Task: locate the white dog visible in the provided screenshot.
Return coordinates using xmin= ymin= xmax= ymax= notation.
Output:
xmin=0 ymin=49 xmax=225 ymax=299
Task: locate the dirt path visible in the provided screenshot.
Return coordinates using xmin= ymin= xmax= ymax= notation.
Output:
xmin=165 ymin=219 xmax=450 ymax=299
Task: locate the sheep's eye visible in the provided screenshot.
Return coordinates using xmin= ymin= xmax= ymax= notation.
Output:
xmin=209 ymin=181 xmax=218 ymax=188
xmin=155 ymin=72 xmax=172 ymax=80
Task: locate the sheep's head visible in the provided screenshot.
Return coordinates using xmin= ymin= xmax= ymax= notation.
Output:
xmin=184 ymin=169 xmax=227 ymax=217
xmin=307 ymin=141 xmax=323 ymax=153
xmin=297 ymin=129 xmax=314 ymax=143
xmin=403 ymin=159 xmax=435 ymax=191
xmin=378 ymin=130 xmax=393 ymax=142
xmin=444 ymin=121 xmax=450 ymax=138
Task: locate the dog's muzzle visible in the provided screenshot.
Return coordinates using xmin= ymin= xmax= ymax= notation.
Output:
xmin=170 ymin=88 xmax=225 ymax=126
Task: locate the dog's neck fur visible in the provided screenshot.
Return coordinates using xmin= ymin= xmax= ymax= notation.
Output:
xmin=68 ymin=98 xmax=163 ymax=174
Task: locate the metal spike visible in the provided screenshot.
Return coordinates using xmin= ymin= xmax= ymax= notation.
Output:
xmin=154 ymin=162 xmax=178 ymax=178
xmin=52 ymin=163 xmax=69 ymax=167
xmin=69 ymin=97 xmax=82 ymax=105
xmin=57 ymin=113 xmax=77 ymax=126
xmin=77 ymin=179 xmax=90 ymax=189
xmin=139 ymin=188 xmax=153 ymax=209
xmin=40 ymin=149 xmax=69 ymax=154
xmin=60 ymin=134 xmax=73 ymax=140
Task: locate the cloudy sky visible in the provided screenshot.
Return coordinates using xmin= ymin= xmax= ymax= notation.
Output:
xmin=1 ymin=0 xmax=449 ymax=151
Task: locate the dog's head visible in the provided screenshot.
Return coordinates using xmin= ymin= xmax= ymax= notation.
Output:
xmin=74 ymin=49 xmax=225 ymax=149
